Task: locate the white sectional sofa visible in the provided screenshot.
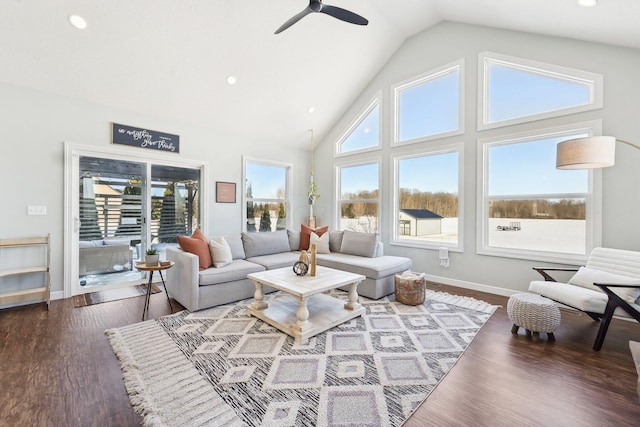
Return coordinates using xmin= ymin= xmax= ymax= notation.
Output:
xmin=166 ymin=229 xmax=412 ymax=312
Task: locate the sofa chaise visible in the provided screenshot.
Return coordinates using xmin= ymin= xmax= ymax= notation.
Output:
xmin=166 ymin=229 xmax=412 ymax=312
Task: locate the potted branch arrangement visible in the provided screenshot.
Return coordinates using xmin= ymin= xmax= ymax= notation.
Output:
xmin=145 ymin=248 xmax=159 ymax=266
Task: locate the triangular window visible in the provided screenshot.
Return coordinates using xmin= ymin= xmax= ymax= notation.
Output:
xmin=480 ymin=53 xmax=602 ymax=129
xmin=337 ymin=97 xmax=380 ymax=155
xmin=393 ymin=60 xmax=463 ymax=144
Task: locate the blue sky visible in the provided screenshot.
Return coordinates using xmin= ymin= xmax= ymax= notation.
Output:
xmin=252 ymin=61 xmax=592 ymax=200
xmin=399 ymin=152 xmax=458 ymax=193
xmin=246 ymin=163 xmax=286 ymax=199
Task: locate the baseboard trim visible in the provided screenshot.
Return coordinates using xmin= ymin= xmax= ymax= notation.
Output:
xmin=425 ymin=274 xmax=520 ymax=298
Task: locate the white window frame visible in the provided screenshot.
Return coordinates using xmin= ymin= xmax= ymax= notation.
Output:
xmin=476 ymin=120 xmax=603 ymax=264
xmin=392 ymin=59 xmax=465 ymax=147
xmin=478 ymin=52 xmax=604 ymax=131
xmin=242 ymin=156 xmax=292 ymax=232
xmin=391 ymin=142 xmax=464 ymax=251
xmin=335 ymin=156 xmax=382 ymax=234
xmin=335 ymin=92 xmax=382 ymax=157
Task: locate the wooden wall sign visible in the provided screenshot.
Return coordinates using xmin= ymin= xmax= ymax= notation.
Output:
xmin=216 ymin=182 xmax=236 ymax=203
xmin=112 ymin=123 xmax=180 ymax=153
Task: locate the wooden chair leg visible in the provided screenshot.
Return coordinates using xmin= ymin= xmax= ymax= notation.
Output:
xmin=547 ymin=332 xmax=555 ymax=341
xmin=511 ymin=324 xmax=519 ymax=334
xmin=593 ymin=299 xmax=617 ymax=351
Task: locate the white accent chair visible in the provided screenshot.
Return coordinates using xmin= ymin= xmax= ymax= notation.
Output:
xmin=529 ymin=247 xmax=640 ymax=351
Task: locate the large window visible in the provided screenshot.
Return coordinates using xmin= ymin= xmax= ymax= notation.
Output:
xmin=478 ymin=122 xmax=602 ymax=262
xmin=393 ymin=145 xmax=463 ymax=249
xmin=479 ymin=52 xmax=603 ymax=130
xmin=243 ymin=158 xmax=291 ymax=232
xmin=336 ymin=95 xmax=381 ymax=156
xmin=393 ymin=59 xmax=464 ymax=145
xmin=336 ymin=160 xmax=380 ymax=233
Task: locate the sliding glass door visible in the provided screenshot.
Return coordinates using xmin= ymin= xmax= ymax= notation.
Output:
xmin=67 ymin=146 xmax=204 ymax=296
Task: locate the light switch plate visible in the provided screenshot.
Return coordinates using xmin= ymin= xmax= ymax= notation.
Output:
xmin=27 ymin=205 xmax=47 ymax=215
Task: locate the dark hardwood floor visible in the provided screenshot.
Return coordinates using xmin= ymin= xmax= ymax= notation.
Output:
xmin=1 ymin=283 xmax=639 ymax=426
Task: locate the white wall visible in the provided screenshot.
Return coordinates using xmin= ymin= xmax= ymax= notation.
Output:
xmin=0 ymin=83 xmax=312 ymax=295
xmin=313 ymin=21 xmax=640 ymax=295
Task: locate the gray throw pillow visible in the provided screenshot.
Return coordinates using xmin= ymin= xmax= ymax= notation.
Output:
xmin=339 ymin=230 xmax=379 ymax=258
xmin=329 ymin=231 xmax=344 ymax=253
xmin=222 ymin=233 xmax=246 ymax=260
xmin=287 ymin=230 xmax=301 ymax=252
xmin=242 ymin=230 xmax=292 ymax=258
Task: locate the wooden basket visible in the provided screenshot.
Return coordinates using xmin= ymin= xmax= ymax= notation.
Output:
xmin=395 ymin=272 xmax=426 ymax=305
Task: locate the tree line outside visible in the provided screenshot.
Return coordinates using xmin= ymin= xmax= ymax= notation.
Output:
xmin=341 ymin=189 xmax=585 ymax=220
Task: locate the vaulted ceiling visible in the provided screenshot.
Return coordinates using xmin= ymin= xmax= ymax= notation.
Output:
xmin=1 ymin=0 xmax=638 ymax=147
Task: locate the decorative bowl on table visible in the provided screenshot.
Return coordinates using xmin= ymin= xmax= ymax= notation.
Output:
xmin=159 ymin=260 xmax=171 ymax=267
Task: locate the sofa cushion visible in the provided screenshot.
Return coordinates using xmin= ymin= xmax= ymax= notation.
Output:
xmin=310 ymin=231 xmax=330 ymax=254
xmin=209 ymin=237 xmax=233 ymax=268
xmin=103 ymin=239 xmax=130 ymax=246
xmin=316 ymin=253 xmax=412 ymax=280
xmin=198 ymin=259 xmax=265 ymax=286
xmin=339 ymin=230 xmax=379 ymax=258
xmin=246 ymin=252 xmax=301 ymax=270
xmin=299 ymin=224 xmax=328 ymax=251
xmin=242 ymin=230 xmax=291 ymax=258
xmin=177 ymin=229 xmax=213 ymax=270
xmin=222 ymin=234 xmax=245 ymax=260
xmin=568 ymin=266 xmax=640 ymax=303
xmin=329 ymin=231 xmax=344 ymax=253
xmin=287 ymin=230 xmax=301 ymax=252
xmin=529 ymin=280 xmax=608 ymax=313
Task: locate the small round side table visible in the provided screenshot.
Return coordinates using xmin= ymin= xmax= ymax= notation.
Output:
xmin=135 ymin=261 xmax=174 ymax=320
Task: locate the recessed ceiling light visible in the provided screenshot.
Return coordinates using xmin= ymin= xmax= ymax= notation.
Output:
xmin=226 ymin=75 xmax=237 ymax=85
xmin=68 ymin=14 xmax=87 ymax=30
xmin=577 ymin=0 xmax=597 ymax=7
xmin=307 ymin=107 xmax=315 ymax=113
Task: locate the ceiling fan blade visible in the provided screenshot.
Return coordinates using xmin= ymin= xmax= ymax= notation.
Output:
xmin=320 ymin=5 xmax=368 ymax=26
xmin=275 ymin=7 xmax=313 ymax=34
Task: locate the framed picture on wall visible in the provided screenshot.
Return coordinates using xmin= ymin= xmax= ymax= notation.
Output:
xmin=216 ymin=181 xmax=236 ymax=203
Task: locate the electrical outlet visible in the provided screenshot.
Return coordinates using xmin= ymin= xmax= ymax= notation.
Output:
xmin=27 ymin=205 xmax=47 ymax=215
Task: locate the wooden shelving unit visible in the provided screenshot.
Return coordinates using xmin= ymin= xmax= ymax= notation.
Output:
xmin=0 ymin=235 xmax=50 ymax=309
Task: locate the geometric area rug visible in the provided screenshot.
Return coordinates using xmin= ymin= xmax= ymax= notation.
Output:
xmin=106 ymin=290 xmax=496 ymax=427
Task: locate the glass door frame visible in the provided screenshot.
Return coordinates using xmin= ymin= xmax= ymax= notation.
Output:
xmin=63 ymin=142 xmax=209 ymax=298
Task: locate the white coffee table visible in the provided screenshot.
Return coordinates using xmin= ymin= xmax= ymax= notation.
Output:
xmin=247 ymin=266 xmax=366 ymax=344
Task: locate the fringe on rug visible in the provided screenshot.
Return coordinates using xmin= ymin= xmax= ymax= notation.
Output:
xmin=106 ymin=325 xmax=165 ymax=427
xmin=426 ymin=290 xmax=498 ymax=314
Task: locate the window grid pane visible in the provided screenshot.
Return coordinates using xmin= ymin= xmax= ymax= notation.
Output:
xmin=484 ymin=130 xmax=591 ymax=256
xmin=397 ymin=69 xmax=460 ymax=142
xmin=397 ymin=151 xmax=460 ymax=246
xmin=339 ymin=103 xmax=380 ymax=154
xmin=245 ymin=162 xmax=288 ymax=233
xmin=338 ymin=162 xmax=379 ymax=233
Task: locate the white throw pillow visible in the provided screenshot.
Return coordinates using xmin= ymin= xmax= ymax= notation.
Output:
xmin=209 ymin=236 xmax=233 ymax=268
xmin=309 ymin=231 xmax=330 ymax=254
xmin=568 ymin=266 xmax=640 ymax=303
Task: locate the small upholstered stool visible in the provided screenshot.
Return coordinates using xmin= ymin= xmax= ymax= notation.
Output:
xmin=507 ymin=293 xmax=561 ymax=341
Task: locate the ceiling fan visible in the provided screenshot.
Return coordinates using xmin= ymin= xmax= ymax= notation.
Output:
xmin=275 ymin=0 xmax=369 ymax=34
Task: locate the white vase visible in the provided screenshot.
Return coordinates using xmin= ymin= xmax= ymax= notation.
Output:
xmin=145 ymin=254 xmax=159 ymax=266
